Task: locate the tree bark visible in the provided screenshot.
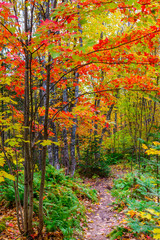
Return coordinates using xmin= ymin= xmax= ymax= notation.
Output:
xmin=38 ymin=0 xmax=51 ymax=234
xmin=70 ymin=73 xmax=79 ymax=176
xmin=23 ymin=0 xmax=30 ymax=234
xmin=62 ymin=88 xmax=70 ymax=175
xmin=52 ymin=122 xmax=60 ymax=169
xmin=38 ymin=53 xmax=51 ymax=234
xmin=48 ymin=121 xmax=60 ymax=169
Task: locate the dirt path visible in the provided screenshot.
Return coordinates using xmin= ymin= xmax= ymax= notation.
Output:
xmin=83 ymin=168 xmax=127 ymax=240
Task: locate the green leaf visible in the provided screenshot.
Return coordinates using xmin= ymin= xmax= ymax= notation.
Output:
xmin=109 ymin=2 xmax=117 ymax=9
xmin=148 ymin=95 xmax=160 ymax=103
xmin=79 ymin=19 xmax=87 ymax=25
xmin=134 ymin=2 xmax=142 ymax=10
xmin=33 ymin=33 xmax=41 ymax=38
xmin=86 ymin=39 xmax=96 ymax=47
xmin=48 ymin=44 xmax=55 ymax=50
xmin=127 ymin=0 xmax=135 ymax=6
xmin=50 ymin=52 xmax=61 ymax=59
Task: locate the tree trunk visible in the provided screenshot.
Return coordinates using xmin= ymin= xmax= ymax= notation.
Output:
xmin=23 ymin=1 xmax=31 ymax=234
xmin=76 ymin=133 xmax=81 ymax=162
xmin=48 ymin=122 xmax=60 ymax=169
xmin=62 ymin=89 xmax=70 ymax=175
xmin=38 ymin=53 xmax=51 ymax=235
xmin=38 ymin=0 xmax=51 ymax=234
xmin=52 ymin=122 xmax=60 ymax=169
xmin=48 ymin=144 xmax=53 ymax=165
xmin=94 ymin=98 xmax=100 ymax=161
xmin=70 ymin=73 xmax=79 ymax=176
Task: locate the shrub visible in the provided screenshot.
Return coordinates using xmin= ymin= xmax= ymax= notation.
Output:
xmin=79 ymin=139 xmax=111 ymax=177
xmin=0 ymin=178 xmax=24 ymax=206
xmin=107 ymin=226 xmax=130 ymax=240
xmin=79 ymin=159 xmax=111 ymax=178
xmin=111 ymin=172 xmax=160 ymax=239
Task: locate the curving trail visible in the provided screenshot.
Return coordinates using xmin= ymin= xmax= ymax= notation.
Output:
xmin=82 ymin=168 xmax=128 ymax=240
xmin=83 ymin=179 xmax=124 ymax=239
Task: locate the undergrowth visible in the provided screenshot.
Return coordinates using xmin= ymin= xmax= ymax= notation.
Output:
xmin=0 ymin=165 xmax=97 ymax=239
xmin=79 ymin=139 xmax=123 ymax=178
xmin=110 ymin=172 xmax=160 ymax=239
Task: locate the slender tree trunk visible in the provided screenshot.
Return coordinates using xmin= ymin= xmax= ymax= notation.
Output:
xmin=94 ymin=98 xmax=100 ymax=160
xmin=70 ymin=73 xmax=79 ymax=176
xmin=1 ymin=87 xmax=4 ymax=146
xmin=23 ymin=2 xmax=35 ymax=234
xmin=70 ymin=8 xmax=82 ymax=172
xmin=76 ymin=133 xmax=81 ymax=162
xmin=48 ymin=144 xmax=53 ymax=165
xmin=48 ymin=121 xmax=60 ymax=169
xmin=53 ymin=123 xmax=60 ymax=169
xmin=38 ymin=56 xmax=49 ymax=171
xmin=113 ymin=109 xmax=117 ymax=152
xmin=47 ymin=0 xmax=59 ymax=169
xmin=38 ymin=0 xmax=51 ymax=234
xmin=38 ymin=53 xmax=51 ymax=235
xmin=28 ymin=54 xmax=34 ymax=233
xmin=62 ymin=89 xmax=70 ymax=175
xmin=99 ymin=104 xmax=114 ymax=145
xmin=23 ymin=1 xmax=30 ymax=234
xmin=62 ymin=128 xmax=69 ymax=175
xmin=70 ymin=124 xmax=76 ymax=176
xmin=156 ymin=155 xmax=159 ymax=203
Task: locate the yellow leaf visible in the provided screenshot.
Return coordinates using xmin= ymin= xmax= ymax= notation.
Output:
xmin=147 ymin=209 xmax=160 ymax=217
xmin=39 ymin=140 xmax=60 ymax=146
xmin=142 ymin=144 xmax=148 ymax=150
xmin=0 ymin=158 xmax=5 ymax=166
xmin=0 ymin=171 xmax=15 ymax=181
xmin=153 ymin=228 xmax=160 ymax=239
xmin=128 ymin=210 xmax=136 ymax=218
xmin=0 ymin=176 xmax=4 ymax=182
xmin=153 ymin=141 xmax=160 ymax=146
xmin=140 ymin=212 xmax=152 ymax=220
xmin=5 ymin=172 xmax=15 ymax=181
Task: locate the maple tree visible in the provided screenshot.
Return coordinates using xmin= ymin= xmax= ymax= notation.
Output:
xmin=0 ymin=0 xmax=160 ymax=238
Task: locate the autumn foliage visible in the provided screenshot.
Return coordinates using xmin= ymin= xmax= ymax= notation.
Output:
xmin=0 ymin=0 xmax=160 ymax=238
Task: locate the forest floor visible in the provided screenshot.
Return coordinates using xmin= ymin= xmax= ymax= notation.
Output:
xmin=80 ymin=164 xmax=131 ymax=240
xmin=0 ymin=164 xmax=132 ymax=240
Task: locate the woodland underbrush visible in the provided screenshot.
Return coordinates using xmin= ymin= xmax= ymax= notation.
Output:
xmin=78 ymin=138 xmax=124 ymax=178
xmin=0 ymin=165 xmax=97 ymax=239
xmin=109 ymin=171 xmax=160 ymax=240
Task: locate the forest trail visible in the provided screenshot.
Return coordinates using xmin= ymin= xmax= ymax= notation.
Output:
xmin=83 ymin=167 xmax=128 ymax=240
